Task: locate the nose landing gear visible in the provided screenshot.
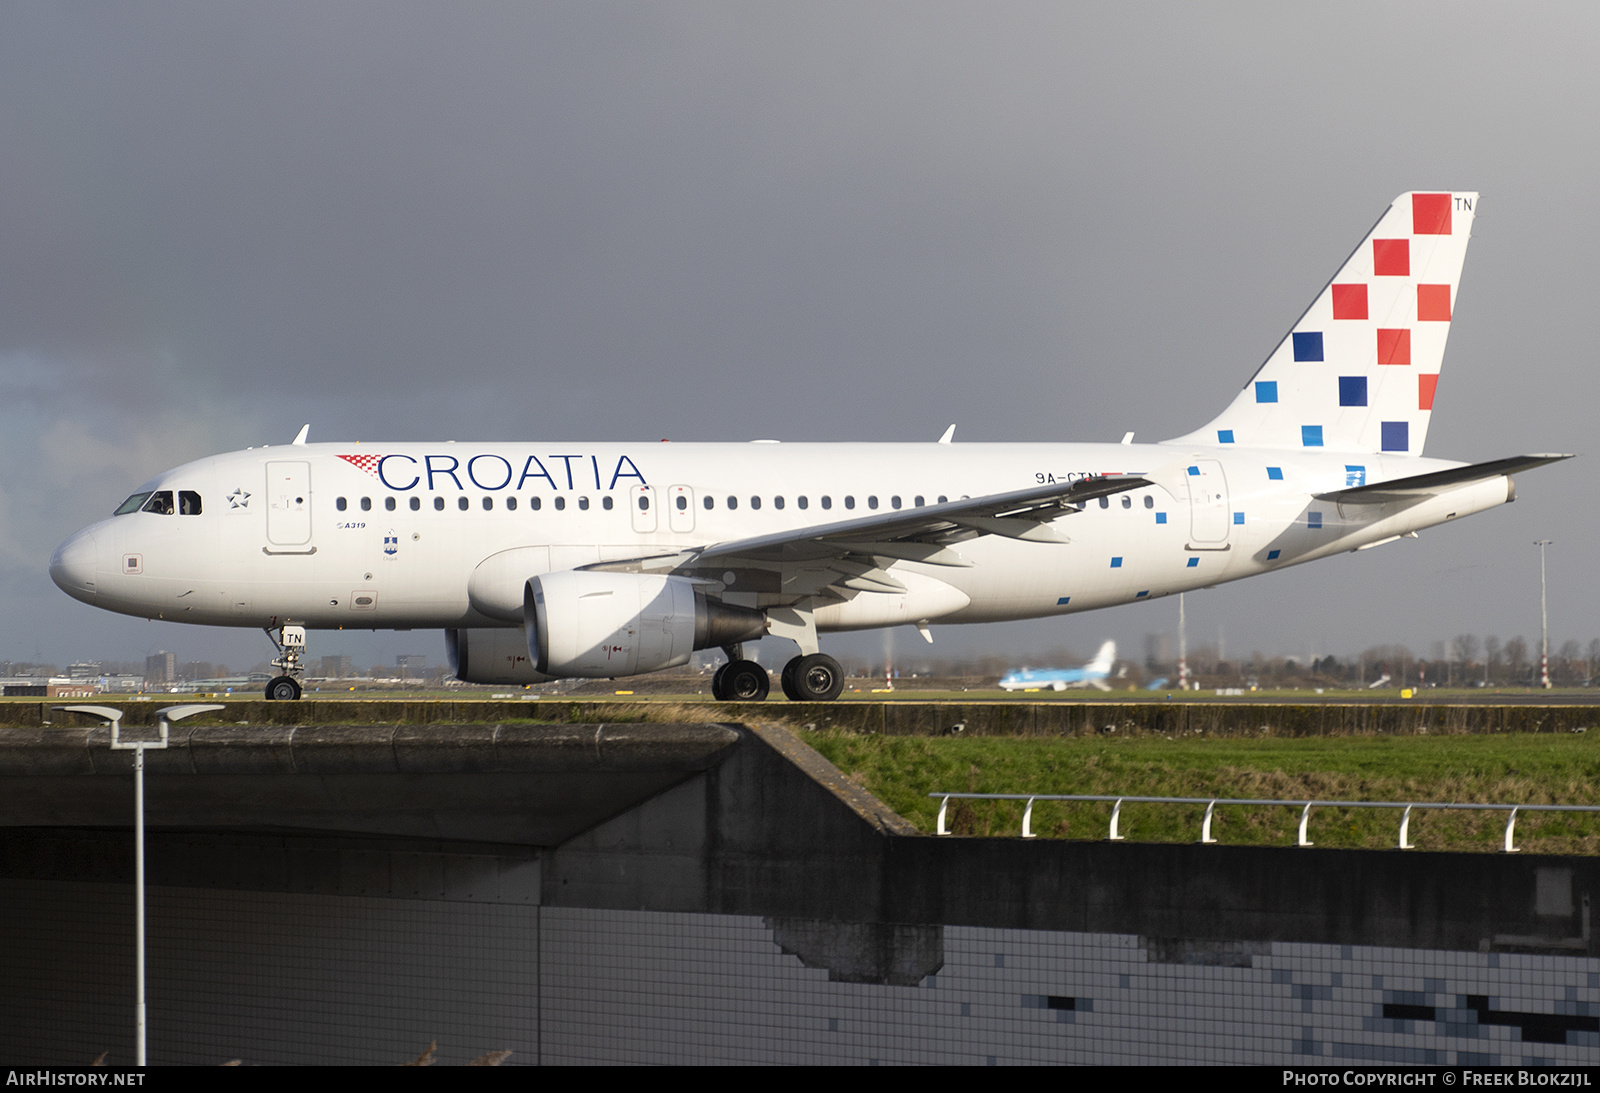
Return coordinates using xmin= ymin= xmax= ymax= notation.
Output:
xmin=264 ymin=624 xmax=306 ymax=700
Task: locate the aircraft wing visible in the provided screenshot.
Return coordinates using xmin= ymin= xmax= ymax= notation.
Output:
xmin=1314 ymin=454 xmax=1571 ymax=505
xmin=584 ymin=475 xmax=1150 ymax=598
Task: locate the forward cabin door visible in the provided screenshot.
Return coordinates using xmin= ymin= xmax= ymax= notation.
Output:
xmin=265 ymin=461 xmax=314 ymax=549
xmin=1185 ymin=459 xmax=1230 ymax=547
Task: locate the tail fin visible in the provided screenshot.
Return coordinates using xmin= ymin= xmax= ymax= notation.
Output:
xmin=1088 ymin=640 xmax=1116 ymax=674
xmin=1170 ymin=191 xmax=1477 ymax=455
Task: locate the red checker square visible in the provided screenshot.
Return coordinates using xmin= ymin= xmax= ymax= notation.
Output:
xmin=1412 ymin=193 xmax=1452 ymax=235
xmin=1331 ymin=284 xmax=1368 ymax=320
xmin=1417 ymin=284 xmax=1451 ymax=321
xmin=1373 ymin=239 xmax=1409 ymax=276
xmin=1377 ymin=328 xmax=1411 ymax=365
xmin=1419 ymin=374 xmax=1439 ymax=411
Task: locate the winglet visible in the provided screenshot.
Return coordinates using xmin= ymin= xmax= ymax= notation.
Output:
xmin=937 ymin=424 xmax=955 ymax=444
xmin=291 ymin=424 xmax=310 ymax=446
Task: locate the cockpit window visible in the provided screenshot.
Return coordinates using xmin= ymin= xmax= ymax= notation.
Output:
xmin=178 ymin=491 xmax=202 ymax=515
xmin=141 ymin=491 xmax=175 ymax=515
xmin=115 ymin=492 xmax=153 ymax=516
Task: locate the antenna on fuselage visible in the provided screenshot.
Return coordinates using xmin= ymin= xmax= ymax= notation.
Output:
xmin=291 ymin=424 xmax=310 ymax=446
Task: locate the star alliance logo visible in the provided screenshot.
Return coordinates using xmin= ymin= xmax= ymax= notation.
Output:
xmin=227 ymin=488 xmax=251 ymax=509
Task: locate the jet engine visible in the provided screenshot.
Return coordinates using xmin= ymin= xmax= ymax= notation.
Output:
xmin=526 ymin=570 xmax=765 ymax=678
xmin=445 ymin=626 xmax=555 ymax=685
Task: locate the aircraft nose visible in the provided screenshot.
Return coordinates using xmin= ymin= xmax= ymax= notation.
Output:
xmin=50 ymin=529 xmax=100 ymax=600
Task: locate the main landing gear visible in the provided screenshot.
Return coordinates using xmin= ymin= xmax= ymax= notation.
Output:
xmin=709 ymin=642 xmax=845 ymax=703
xmin=264 ymin=624 xmax=306 ymax=701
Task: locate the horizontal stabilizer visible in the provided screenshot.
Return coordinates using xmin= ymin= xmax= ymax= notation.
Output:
xmin=1314 ymin=453 xmax=1571 ymax=504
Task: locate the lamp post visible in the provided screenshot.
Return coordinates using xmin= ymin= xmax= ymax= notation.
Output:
xmin=55 ymin=703 xmax=223 ymax=1066
xmin=1534 ymin=540 xmax=1552 ymax=689
xmin=1177 ymin=593 xmax=1189 ymax=690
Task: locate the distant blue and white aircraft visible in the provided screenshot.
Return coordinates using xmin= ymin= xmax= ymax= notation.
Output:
xmin=999 ymin=641 xmax=1118 ymax=691
xmin=50 ymin=191 xmax=1569 ymax=703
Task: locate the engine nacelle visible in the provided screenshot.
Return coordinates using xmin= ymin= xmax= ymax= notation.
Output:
xmin=527 ymin=570 xmax=766 ymax=678
xmin=445 ymin=627 xmax=556 ymax=685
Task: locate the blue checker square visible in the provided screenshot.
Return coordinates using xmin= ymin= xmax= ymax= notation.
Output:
xmin=1056 ymin=596 xmax=1070 ymax=605
xmin=1187 ymin=465 xmax=1200 ymax=476
xmin=1217 ymin=429 xmax=1235 ymax=444
xmin=1255 ymin=381 xmax=1278 ymax=403
xmin=1155 ymin=512 xmax=1167 ymax=524
xmin=1136 ymin=590 xmax=1149 ymax=598
xmin=1308 ymin=511 xmax=1323 ymax=530
xmin=1267 ymin=549 xmax=1281 ymax=560
xmin=1110 ymin=556 xmax=1123 ymax=568
xmin=1292 ymin=331 xmax=1324 ymax=362
xmin=1381 ymin=420 xmax=1409 ymax=452
xmin=1267 ymin=466 xmax=1283 ymax=480
xmin=1233 ymin=512 xmax=1244 ymax=525
xmin=1345 ymin=465 xmax=1366 ymax=487
xmin=1302 ymin=424 xmax=1324 ymax=447
xmin=1339 ymin=375 xmax=1368 ymax=407
xmin=1186 ymin=557 xmax=1199 ymax=568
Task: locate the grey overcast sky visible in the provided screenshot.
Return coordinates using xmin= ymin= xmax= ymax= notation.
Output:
xmin=2 ymin=2 xmax=1595 ymax=671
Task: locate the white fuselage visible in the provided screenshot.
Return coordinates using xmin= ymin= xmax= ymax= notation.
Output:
xmin=50 ymin=439 xmax=1511 ymax=637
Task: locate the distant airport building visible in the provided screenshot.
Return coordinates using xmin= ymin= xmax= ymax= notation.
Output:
xmin=146 ymin=652 xmax=176 ymax=685
xmin=321 ymin=655 xmax=353 ymax=679
xmin=396 ymin=654 xmax=428 ymax=678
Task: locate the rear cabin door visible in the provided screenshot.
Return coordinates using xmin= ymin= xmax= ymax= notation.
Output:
xmin=1185 ymin=459 xmax=1230 ymax=547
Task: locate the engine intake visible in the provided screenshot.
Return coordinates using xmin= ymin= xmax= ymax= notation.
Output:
xmin=526 ymin=570 xmax=766 ymax=678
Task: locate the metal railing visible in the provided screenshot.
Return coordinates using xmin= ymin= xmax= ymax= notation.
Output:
xmin=928 ymin=792 xmax=1600 ymax=853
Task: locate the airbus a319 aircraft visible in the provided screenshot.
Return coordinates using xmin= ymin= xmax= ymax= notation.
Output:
xmin=51 ymin=191 xmax=1567 ymax=703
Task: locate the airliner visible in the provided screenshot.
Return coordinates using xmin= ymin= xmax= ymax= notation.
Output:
xmin=999 ymin=641 xmax=1117 ymax=692
xmin=50 ymin=191 xmax=1568 ymax=703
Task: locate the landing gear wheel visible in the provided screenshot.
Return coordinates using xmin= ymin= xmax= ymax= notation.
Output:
xmin=711 ymin=663 xmax=731 ymax=701
xmin=720 ymin=659 xmax=770 ymax=702
xmin=780 ymin=658 xmax=802 ymax=701
xmin=265 ymin=675 xmax=302 ymax=701
xmin=788 ymin=653 xmax=844 ymax=702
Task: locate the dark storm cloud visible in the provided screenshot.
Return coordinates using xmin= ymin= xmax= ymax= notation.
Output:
xmin=2 ymin=2 xmax=1596 ymax=666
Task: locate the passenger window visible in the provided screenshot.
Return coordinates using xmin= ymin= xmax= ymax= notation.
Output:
xmin=361 ymin=497 xmax=372 ymax=511
xmin=845 ymin=496 xmax=855 ymax=510
xmin=386 ymin=497 xmax=396 ymax=511
xmin=727 ymin=496 xmax=738 ymax=510
xmin=797 ymin=496 xmax=808 ymax=510
xmin=178 ymin=491 xmax=202 ymax=515
xmin=115 ymin=492 xmax=154 ymax=516
xmin=531 ymin=497 xmax=541 ymax=511
xmin=482 ymin=497 xmax=493 ymax=511
xmin=410 ymin=497 xmax=421 ymax=511
xmin=915 ymin=496 xmax=925 ymax=507
xmin=336 ymin=497 xmax=348 ymax=512
xmin=434 ymin=497 xmax=445 ymax=511
xmin=1121 ymin=496 xmax=1132 ymax=509
xmin=750 ymin=496 xmax=761 ymax=510
xmin=702 ymin=495 xmax=713 ymax=510
xmin=555 ymin=496 xmax=566 ymax=511
xmin=506 ymin=497 xmax=517 ymax=511
xmin=891 ymin=496 xmax=901 ymax=510
xmin=458 ymin=497 xmax=469 ymax=511
xmin=578 ymin=496 xmax=590 ymax=511
xmin=867 ymin=496 xmax=878 ymax=510
xmin=602 ymin=496 xmax=613 ymax=510
xmin=141 ymin=491 xmax=175 ymax=515
xmin=821 ymin=496 xmax=831 ymax=510
xmin=640 ymin=496 xmax=651 ymax=511
xmin=675 ymin=495 xmax=687 ymax=511
xmin=1098 ymin=496 xmax=1109 ymax=509
xmin=938 ymin=495 xmax=948 ymax=504
xmin=774 ymin=496 xmax=785 ymax=510
xmin=1144 ymin=495 xmax=1154 ymax=509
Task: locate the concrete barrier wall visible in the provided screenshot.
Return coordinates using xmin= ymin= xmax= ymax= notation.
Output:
xmin=4 ymin=696 xmax=1597 ymax=736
